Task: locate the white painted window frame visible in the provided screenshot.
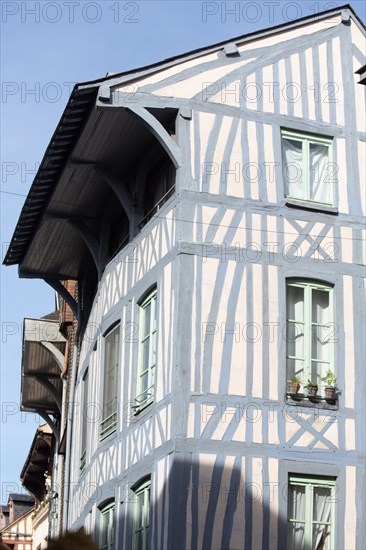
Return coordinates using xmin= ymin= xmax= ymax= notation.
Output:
xmin=100 ymin=323 xmax=120 ymax=439
xmin=286 ymin=279 xmax=335 ymax=393
xmin=99 ymin=501 xmax=115 ymax=550
xmin=281 ymin=129 xmax=334 ymax=206
xmin=80 ymin=367 xmax=89 ymax=472
xmin=132 ymin=478 xmax=151 ymax=550
xmin=134 ymin=289 xmax=157 ymax=413
xmin=287 ymin=474 xmax=336 ymax=550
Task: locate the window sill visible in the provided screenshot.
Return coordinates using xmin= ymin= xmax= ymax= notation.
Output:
xmin=286 ymin=393 xmax=338 ymax=410
xmin=133 ymin=399 xmax=153 ymax=416
xmin=285 ymin=198 xmax=338 ymax=215
xmin=99 ymin=426 xmax=117 ymax=442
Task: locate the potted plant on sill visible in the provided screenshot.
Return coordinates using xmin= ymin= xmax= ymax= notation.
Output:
xmin=287 ymin=376 xmax=302 ymax=396
xmin=306 ymin=380 xmax=319 ymax=398
xmin=322 ymin=369 xmax=337 ymax=401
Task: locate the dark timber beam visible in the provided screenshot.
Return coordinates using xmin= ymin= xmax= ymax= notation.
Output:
xmin=68 ymin=219 xmax=100 ymax=271
xmin=126 ymin=105 xmax=182 ymax=169
xmin=44 ymin=279 xmax=78 ymax=321
xmin=39 ymin=341 xmax=65 ymax=372
xmin=94 ymin=166 xmax=134 ymax=225
xmin=35 ymin=375 xmax=62 ymax=413
xmin=97 ymin=99 xmax=182 ymax=169
xmin=36 ymin=410 xmax=60 ymax=445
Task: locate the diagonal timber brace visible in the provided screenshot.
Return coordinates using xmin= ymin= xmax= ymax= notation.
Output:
xmin=68 ymin=219 xmax=100 ymax=270
xmin=36 ymin=410 xmax=60 ymax=445
xmin=97 ymin=98 xmax=182 ymax=169
xmin=36 ymin=374 xmax=62 ymax=413
xmin=39 ymin=341 xmax=65 ymax=372
xmin=44 ymin=279 xmax=79 ymax=321
xmin=95 ymin=166 xmax=134 ymax=225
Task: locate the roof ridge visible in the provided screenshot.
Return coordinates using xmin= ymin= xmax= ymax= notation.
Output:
xmin=77 ymin=4 xmax=363 ymax=91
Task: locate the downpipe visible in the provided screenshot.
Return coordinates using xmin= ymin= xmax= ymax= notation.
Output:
xmin=63 ymin=303 xmax=81 ymax=532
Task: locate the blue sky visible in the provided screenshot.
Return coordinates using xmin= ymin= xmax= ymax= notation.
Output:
xmin=1 ymin=1 xmax=365 ymax=503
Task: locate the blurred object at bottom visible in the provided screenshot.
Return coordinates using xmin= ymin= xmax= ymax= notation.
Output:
xmin=47 ymin=528 xmax=98 ymax=549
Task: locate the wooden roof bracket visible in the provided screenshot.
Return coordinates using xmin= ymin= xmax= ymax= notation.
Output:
xmin=39 ymin=341 xmax=65 ymax=372
xmin=44 ymin=279 xmax=79 ymax=322
xmin=35 ymin=374 xmax=62 ymax=414
xmin=36 ymin=410 xmax=60 ymax=445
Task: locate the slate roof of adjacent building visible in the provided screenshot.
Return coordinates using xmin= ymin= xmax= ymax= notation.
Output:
xmin=8 ymin=493 xmax=35 ymax=503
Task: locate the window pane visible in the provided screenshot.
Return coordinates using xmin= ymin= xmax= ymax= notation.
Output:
xmin=135 ymin=530 xmax=143 ymax=550
xmin=287 ymin=484 xmax=307 ymax=550
xmin=143 ymin=303 xmax=151 ymax=338
xmin=312 ymin=289 xmax=329 ymax=324
xmin=287 ymin=522 xmax=305 ymax=549
xmin=100 ymin=505 xmax=114 ymax=550
xmin=286 ymin=322 xmax=304 ymax=359
xmin=136 ymin=492 xmax=144 ymax=528
xmin=82 ymin=373 xmax=88 ymax=454
xmin=105 ymin=328 xmax=119 ymax=366
xmin=152 ymin=296 xmax=157 ymax=331
xmin=100 ymin=520 xmax=108 ymax=547
xmin=313 ymin=486 xmax=332 ymax=548
xmin=141 ymin=338 xmax=150 ymax=373
xmin=134 ymin=482 xmax=150 ymax=550
xmin=103 ymin=328 xmax=119 ymax=423
xmin=283 ymin=138 xmax=303 ymax=198
xmin=312 ymin=524 xmax=331 ymax=549
xmin=287 ymin=358 xmax=304 ymax=381
xmin=311 ymin=326 xmax=331 ymax=363
xmin=288 ymin=484 xmax=306 ymax=520
xmin=151 ymin=332 xmax=156 ymax=367
xmin=310 ymin=143 xmax=329 ymax=203
xmin=287 ymin=286 xmax=304 ymax=321
xmin=140 ymin=371 xmax=149 ymax=391
xmin=104 ymin=397 xmax=117 ymax=416
xmin=288 ymin=478 xmax=335 ymax=550
xmin=313 ymin=486 xmax=332 ymax=521
xmin=137 ymin=291 xmax=156 ymax=410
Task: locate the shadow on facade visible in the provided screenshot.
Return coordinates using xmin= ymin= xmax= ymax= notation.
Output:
xmin=115 ymin=454 xmax=285 ymax=550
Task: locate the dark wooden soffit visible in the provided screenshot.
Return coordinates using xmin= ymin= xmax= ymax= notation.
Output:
xmin=21 ymin=317 xmax=65 ymax=415
xmin=20 ymin=425 xmax=53 ymax=502
xmin=3 ymin=87 xmax=97 ymax=268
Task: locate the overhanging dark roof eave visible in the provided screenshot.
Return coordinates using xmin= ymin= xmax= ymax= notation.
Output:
xmin=3 ymin=86 xmax=98 ymax=269
xmin=3 ymin=5 xmax=364 ymax=271
xmin=20 ymin=427 xmax=53 ymax=481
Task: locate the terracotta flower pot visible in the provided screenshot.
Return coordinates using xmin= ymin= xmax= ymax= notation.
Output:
xmin=324 ymin=387 xmax=336 ymax=400
xmin=289 ymin=382 xmax=300 ymax=395
xmin=306 ymin=386 xmax=318 ymax=397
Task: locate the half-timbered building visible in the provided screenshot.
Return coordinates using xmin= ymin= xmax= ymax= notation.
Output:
xmin=4 ymin=5 xmax=366 ymax=549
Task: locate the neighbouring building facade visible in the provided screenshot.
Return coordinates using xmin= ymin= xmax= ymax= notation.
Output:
xmin=0 ymin=494 xmax=34 ymax=550
xmin=4 ymin=5 xmax=365 ymax=549
xmin=20 ymin=423 xmax=54 ymax=550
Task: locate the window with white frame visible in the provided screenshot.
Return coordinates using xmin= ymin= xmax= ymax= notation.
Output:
xmin=282 ymin=129 xmax=333 ymax=205
xmin=133 ymin=478 xmax=150 ymax=550
xmin=135 ymin=289 xmax=157 ymax=411
xmin=287 ymin=475 xmax=336 ymax=549
xmin=286 ymin=280 xmax=334 ymax=393
xmin=80 ymin=368 xmax=89 ymax=472
xmin=99 ymin=501 xmax=114 ymax=550
xmin=100 ymin=324 xmax=120 ymax=438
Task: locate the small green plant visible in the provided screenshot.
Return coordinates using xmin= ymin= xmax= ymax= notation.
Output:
xmin=289 ymin=376 xmax=302 ymax=384
xmin=322 ymin=369 xmax=337 ymax=388
xmin=307 ymin=379 xmax=318 ymax=388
